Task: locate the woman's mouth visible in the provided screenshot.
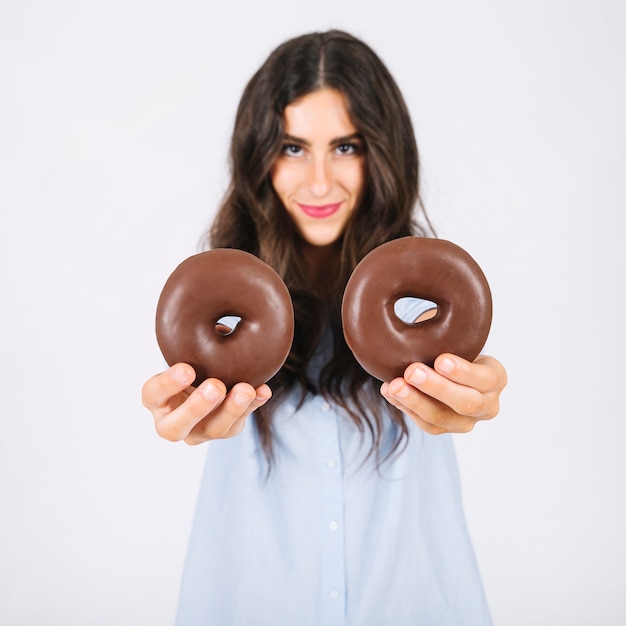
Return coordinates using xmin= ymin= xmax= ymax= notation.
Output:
xmin=297 ymin=202 xmax=342 ymax=218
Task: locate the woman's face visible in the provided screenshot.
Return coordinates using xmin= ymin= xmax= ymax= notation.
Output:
xmin=270 ymin=88 xmax=365 ymax=247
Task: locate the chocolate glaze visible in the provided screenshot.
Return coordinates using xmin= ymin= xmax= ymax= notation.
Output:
xmin=156 ymin=249 xmax=294 ymax=388
xmin=341 ymin=237 xmax=492 ymax=382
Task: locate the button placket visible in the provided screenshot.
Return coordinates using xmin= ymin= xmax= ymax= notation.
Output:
xmin=314 ymin=399 xmax=346 ymax=625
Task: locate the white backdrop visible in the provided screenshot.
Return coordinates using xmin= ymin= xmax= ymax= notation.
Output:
xmin=1 ymin=1 xmax=625 ymax=624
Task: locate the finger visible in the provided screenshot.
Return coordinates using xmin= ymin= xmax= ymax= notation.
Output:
xmin=407 ymin=410 xmax=450 ymax=435
xmin=216 ymin=384 xmax=273 ymax=439
xmin=381 ymin=381 xmax=445 ymax=434
xmin=184 ymin=382 xmax=264 ymax=444
xmin=247 ymin=384 xmax=273 ymax=413
xmin=382 ymin=379 xmax=477 ymax=433
xmin=433 ymin=354 xmax=507 ymax=394
xmin=404 ymin=362 xmax=494 ymax=419
xmin=141 ymin=363 xmax=196 ymax=411
xmin=155 ymin=377 xmax=227 ymax=442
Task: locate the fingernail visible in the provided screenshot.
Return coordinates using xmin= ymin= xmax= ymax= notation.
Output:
xmin=173 ymin=366 xmax=192 ymax=385
xmin=389 ymin=379 xmax=410 ymax=398
xmin=201 ymin=382 xmax=223 ymax=401
xmin=256 ymin=389 xmax=271 ymax=403
xmin=409 ymin=366 xmax=427 ymax=386
xmin=439 ymin=357 xmax=455 ymax=374
xmin=233 ymin=391 xmax=253 ymax=406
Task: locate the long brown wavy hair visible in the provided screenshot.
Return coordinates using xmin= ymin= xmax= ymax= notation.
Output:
xmin=205 ymin=30 xmax=434 ymax=464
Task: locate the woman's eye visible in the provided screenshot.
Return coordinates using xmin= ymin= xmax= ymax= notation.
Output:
xmin=283 ymin=144 xmax=303 ymax=156
xmin=336 ymin=143 xmax=360 ymax=155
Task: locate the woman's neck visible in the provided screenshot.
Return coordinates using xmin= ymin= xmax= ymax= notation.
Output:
xmin=302 ymin=240 xmax=342 ymax=299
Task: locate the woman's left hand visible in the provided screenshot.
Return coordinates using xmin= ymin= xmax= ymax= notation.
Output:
xmin=380 ymin=354 xmax=507 ymax=434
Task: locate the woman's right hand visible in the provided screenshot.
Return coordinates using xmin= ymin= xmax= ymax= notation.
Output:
xmin=141 ymin=363 xmax=272 ymax=445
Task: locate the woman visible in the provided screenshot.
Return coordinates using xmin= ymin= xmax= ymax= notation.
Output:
xmin=143 ymin=30 xmax=507 ymax=626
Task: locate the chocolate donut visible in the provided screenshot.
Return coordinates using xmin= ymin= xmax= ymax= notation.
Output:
xmin=341 ymin=237 xmax=492 ymax=382
xmin=156 ymin=249 xmax=294 ymax=388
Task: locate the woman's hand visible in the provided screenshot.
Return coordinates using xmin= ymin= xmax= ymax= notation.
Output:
xmin=380 ymin=354 xmax=507 ymax=434
xmin=141 ymin=363 xmax=272 ymax=445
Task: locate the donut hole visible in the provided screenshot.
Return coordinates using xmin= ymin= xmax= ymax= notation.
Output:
xmin=215 ymin=315 xmax=242 ymax=337
xmin=394 ymin=297 xmax=438 ymax=325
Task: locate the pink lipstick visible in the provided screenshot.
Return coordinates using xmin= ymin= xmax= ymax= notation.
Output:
xmin=297 ymin=202 xmax=342 ymax=218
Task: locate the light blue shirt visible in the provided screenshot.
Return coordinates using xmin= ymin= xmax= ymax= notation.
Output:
xmin=176 ymin=299 xmax=491 ymax=625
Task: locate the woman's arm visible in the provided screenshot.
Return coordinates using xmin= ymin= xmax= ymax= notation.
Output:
xmin=380 ymin=354 xmax=507 ymax=434
xmin=141 ymin=363 xmax=271 ymax=444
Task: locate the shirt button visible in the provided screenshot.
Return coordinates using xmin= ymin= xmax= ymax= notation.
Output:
xmin=325 ymin=459 xmax=336 ymax=470
xmin=330 ymin=589 xmax=340 ymax=600
xmin=329 ymin=521 xmax=338 ymax=531
xmin=321 ymin=402 xmax=330 ymax=412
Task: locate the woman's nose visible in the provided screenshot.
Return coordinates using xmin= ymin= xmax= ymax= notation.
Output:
xmin=307 ymin=157 xmax=331 ymax=197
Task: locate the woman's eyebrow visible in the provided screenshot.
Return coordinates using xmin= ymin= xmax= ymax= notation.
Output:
xmin=330 ymin=132 xmax=363 ymax=146
xmin=283 ymin=133 xmax=310 ymax=146
xmin=282 ymin=132 xmax=363 ymax=146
